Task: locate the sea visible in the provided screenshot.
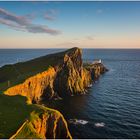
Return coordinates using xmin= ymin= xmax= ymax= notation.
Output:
xmin=0 ymin=48 xmax=140 ymax=138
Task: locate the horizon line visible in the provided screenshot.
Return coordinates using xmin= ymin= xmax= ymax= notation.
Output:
xmin=0 ymin=47 xmax=140 ymax=49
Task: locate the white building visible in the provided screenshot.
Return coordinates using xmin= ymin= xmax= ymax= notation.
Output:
xmin=92 ymin=59 xmax=102 ymax=64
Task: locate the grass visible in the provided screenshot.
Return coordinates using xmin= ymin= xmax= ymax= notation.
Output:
xmin=0 ymin=48 xmax=77 ymax=138
xmin=0 ymin=94 xmax=61 ymax=139
xmin=0 ymin=94 xmax=52 ymax=138
xmin=13 ymin=122 xmax=42 ymax=139
xmin=0 ymin=94 xmax=35 ymax=138
xmin=0 ymin=47 xmax=79 ymax=91
xmin=0 ymin=50 xmax=65 ymax=91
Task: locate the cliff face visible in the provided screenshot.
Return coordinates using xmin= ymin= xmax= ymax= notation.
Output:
xmin=54 ymin=48 xmax=86 ymax=96
xmin=4 ymin=47 xmax=107 ymax=103
xmin=0 ymin=94 xmax=71 ymax=139
xmin=5 ymin=67 xmax=57 ymax=103
xmin=11 ymin=106 xmax=72 ymax=139
xmin=1 ymin=47 xmax=108 ymax=139
xmin=29 ymin=109 xmax=72 ymax=139
xmin=84 ymin=63 xmax=107 ymax=80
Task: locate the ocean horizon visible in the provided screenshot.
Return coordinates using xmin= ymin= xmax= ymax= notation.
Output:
xmin=1 ymin=1 xmax=140 ymax=138
xmin=0 ymin=48 xmax=140 ymax=138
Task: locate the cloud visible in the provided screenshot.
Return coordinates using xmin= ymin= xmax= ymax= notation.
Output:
xmin=0 ymin=8 xmax=60 ymax=35
xmin=26 ymin=24 xmax=61 ymax=35
xmin=0 ymin=8 xmax=29 ymax=25
xmin=44 ymin=9 xmax=58 ymax=21
xmin=96 ymin=9 xmax=103 ymax=14
xmin=0 ymin=18 xmax=24 ymax=31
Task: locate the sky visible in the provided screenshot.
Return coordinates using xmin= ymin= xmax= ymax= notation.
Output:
xmin=0 ymin=1 xmax=140 ymax=49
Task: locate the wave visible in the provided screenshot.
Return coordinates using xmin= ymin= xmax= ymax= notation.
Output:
xmin=94 ymin=122 xmax=105 ymax=127
xmin=69 ymin=119 xmax=105 ymax=128
xmin=68 ymin=119 xmax=88 ymax=125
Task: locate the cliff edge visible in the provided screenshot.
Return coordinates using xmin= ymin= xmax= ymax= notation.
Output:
xmin=0 ymin=94 xmax=72 ymax=139
xmin=11 ymin=106 xmax=72 ymax=139
xmin=4 ymin=47 xmax=107 ymax=103
xmin=0 ymin=47 xmax=108 ymax=139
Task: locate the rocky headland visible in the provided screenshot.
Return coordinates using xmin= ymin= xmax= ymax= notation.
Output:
xmin=4 ymin=47 xmax=107 ymax=103
xmin=0 ymin=47 xmax=107 ymax=139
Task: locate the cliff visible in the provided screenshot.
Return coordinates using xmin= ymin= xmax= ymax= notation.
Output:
xmin=0 ymin=94 xmax=72 ymax=139
xmin=4 ymin=67 xmax=57 ymax=103
xmin=0 ymin=47 xmax=108 ymax=139
xmin=11 ymin=106 xmax=72 ymax=139
xmin=4 ymin=47 xmax=107 ymax=103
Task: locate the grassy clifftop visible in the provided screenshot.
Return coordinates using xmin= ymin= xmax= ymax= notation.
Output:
xmin=0 ymin=94 xmax=72 ymax=139
xmin=3 ymin=47 xmax=107 ymax=103
xmin=0 ymin=47 xmax=82 ymax=92
xmin=0 ymin=49 xmax=66 ymax=91
xmin=0 ymin=47 xmax=107 ymax=138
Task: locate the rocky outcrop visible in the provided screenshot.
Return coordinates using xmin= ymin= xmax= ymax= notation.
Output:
xmin=0 ymin=94 xmax=72 ymax=139
xmin=4 ymin=67 xmax=57 ymax=103
xmin=4 ymin=47 xmax=107 ymax=103
xmin=84 ymin=62 xmax=108 ymax=80
xmin=10 ymin=105 xmax=72 ymax=139
xmin=2 ymin=47 xmax=108 ymax=139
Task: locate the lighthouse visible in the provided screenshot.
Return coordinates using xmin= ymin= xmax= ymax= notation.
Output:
xmin=99 ymin=59 xmax=102 ymax=63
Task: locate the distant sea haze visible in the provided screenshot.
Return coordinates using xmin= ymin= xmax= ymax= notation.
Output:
xmin=1 ymin=49 xmax=140 ymax=138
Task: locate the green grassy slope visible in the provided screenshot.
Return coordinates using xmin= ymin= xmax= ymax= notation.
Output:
xmin=0 ymin=94 xmax=55 ymax=138
xmin=0 ymin=94 xmax=71 ymax=139
xmin=0 ymin=50 xmax=65 ymax=91
xmin=13 ymin=121 xmax=42 ymax=139
xmin=0 ymin=94 xmax=36 ymax=138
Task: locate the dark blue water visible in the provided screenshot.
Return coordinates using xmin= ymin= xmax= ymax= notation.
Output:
xmin=0 ymin=49 xmax=140 ymax=138
xmin=0 ymin=49 xmax=65 ymax=67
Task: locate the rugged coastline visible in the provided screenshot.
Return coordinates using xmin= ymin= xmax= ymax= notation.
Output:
xmin=4 ymin=47 xmax=107 ymax=103
xmin=0 ymin=47 xmax=107 ymax=139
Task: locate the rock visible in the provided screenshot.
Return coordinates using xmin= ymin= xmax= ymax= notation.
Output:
xmin=30 ymin=109 xmax=72 ymax=139
xmin=0 ymin=94 xmax=72 ymax=139
xmin=10 ymin=105 xmax=72 ymax=139
xmin=4 ymin=47 xmax=107 ymax=103
xmin=1 ymin=47 xmax=108 ymax=139
xmin=4 ymin=67 xmax=57 ymax=103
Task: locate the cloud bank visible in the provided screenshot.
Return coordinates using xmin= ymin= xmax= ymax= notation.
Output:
xmin=0 ymin=8 xmax=60 ymax=35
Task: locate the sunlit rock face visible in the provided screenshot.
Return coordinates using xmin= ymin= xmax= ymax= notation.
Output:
xmin=29 ymin=109 xmax=72 ymax=139
xmin=54 ymin=47 xmax=86 ymax=96
xmin=11 ymin=106 xmax=72 ymax=139
xmin=4 ymin=47 xmax=107 ymax=103
xmin=5 ymin=67 xmax=57 ymax=103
